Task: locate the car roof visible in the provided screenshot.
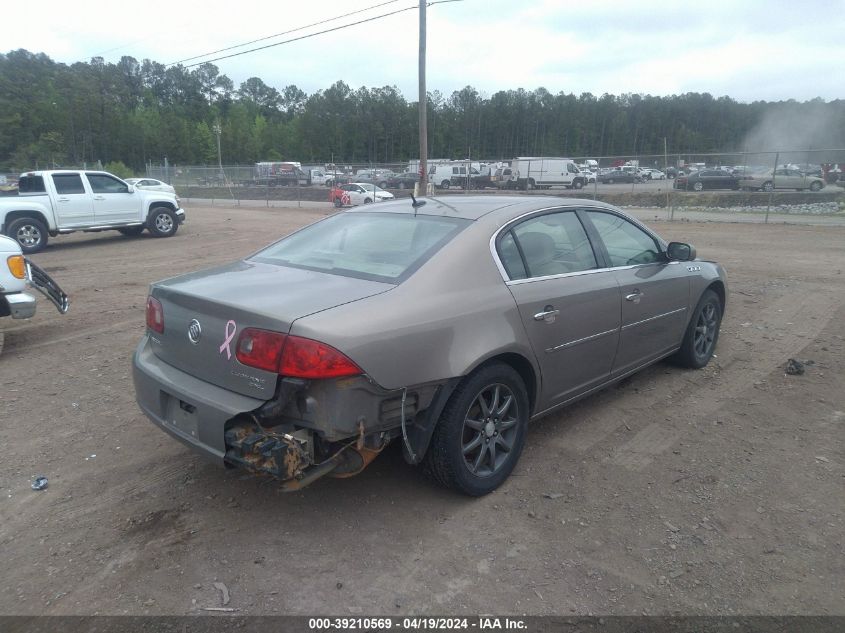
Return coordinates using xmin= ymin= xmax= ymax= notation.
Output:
xmin=346 ymin=195 xmax=621 ymax=221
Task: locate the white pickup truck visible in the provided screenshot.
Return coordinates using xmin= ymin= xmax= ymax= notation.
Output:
xmin=0 ymin=234 xmax=68 ymax=351
xmin=0 ymin=170 xmax=186 ymax=254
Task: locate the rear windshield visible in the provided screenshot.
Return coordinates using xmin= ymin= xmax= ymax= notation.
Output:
xmin=18 ymin=175 xmax=46 ymax=193
xmin=252 ymin=212 xmax=470 ymax=283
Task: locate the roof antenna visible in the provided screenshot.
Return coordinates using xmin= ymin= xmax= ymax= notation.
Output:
xmin=410 ymin=193 xmax=426 ymax=216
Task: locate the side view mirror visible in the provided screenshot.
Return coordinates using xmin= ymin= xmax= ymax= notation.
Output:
xmin=666 ymin=241 xmax=696 ymax=261
xmin=127 ymin=185 xmax=136 ymax=193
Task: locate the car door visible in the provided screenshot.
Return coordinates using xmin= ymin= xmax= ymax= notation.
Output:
xmin=582 ymin=210 xmax=690 ymax=377
xmin=86 ymin=173 xmax=136 ymax=223
xmin=498 ymin=209 xmax=621 ymax=408
xmin=778 ymin=169 xmax=802 ymax=189
xmin=49 ymin=173 xmax=95 ymax=226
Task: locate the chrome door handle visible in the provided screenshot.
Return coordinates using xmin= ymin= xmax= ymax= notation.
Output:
xmin=93 ymin=195 xmax=105 ymax=200
xmin=625 ymin=290 xmax=643 ymax=303
xmin=58 ymin=197 xmax=69 ymax=202
xmin=533 ymin=307 xmax=560 ymax=322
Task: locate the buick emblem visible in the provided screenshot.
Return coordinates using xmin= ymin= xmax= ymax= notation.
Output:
xmin=187 ymin=319 xmax=202 ymax=344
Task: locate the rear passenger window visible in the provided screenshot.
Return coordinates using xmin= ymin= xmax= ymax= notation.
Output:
xmin=499 ymin=211 xmax=597 ymax=279
xmin=52 ymin=174 xmax=85 ymax=194
xmin=498 ymin=231 xmax=527 ymax=280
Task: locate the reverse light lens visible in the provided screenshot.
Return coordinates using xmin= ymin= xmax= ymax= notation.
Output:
xmin=280 ymin=335 xmax=362 ymax=379
xmin=145 ymin=296 xmax=164 ymax=333
xmin=236 ymin=328 xmax=287 ymax=373
xmin=7 ymin=255 xmax=26 ymax=280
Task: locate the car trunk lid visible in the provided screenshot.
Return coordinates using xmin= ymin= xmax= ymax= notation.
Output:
xmin=149 ymin=260 xmax=393 ymax=399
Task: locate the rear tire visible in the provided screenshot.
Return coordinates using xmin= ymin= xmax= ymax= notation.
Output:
xmin=440 ymin=180 xmax=450 ymax=190
xmin=363 ymin=198 xmax=373 ymax=204
xmin=693 ymin=181 xmax=704 ymax=191
xmin=673 ymin=289 xmax=722 ymax=369
xmin=423 ymin=362 xmax=529 ymax=496
xmin=148 ymin=207 xmax=178 ymax=238
xmin=7 ymin=216 xmax=48 ymax=254
xmin=761 ymin=181 xmax=774 ymax=192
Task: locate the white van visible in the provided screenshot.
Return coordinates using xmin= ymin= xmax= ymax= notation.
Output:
xmin=510 ymin=157 xmax=586 ymax=190
xmin=428 ymin=162 xmax=481 ymax=189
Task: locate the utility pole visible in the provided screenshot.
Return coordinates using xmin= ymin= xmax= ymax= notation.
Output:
xmin=418 ymin=0 xmax=428 ymax=193
xmin=213 ymin=121 xmax=223 ymax=184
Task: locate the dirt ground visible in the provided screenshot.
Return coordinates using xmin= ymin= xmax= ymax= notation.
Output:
xmin=1 ymin=201 xmax=843 ymax=616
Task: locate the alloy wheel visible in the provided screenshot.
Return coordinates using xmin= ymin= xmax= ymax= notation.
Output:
xmin=461 ymin=383 xmax=519 ymax=478
xmin=693 ymin=302 xmax=718 ymax=359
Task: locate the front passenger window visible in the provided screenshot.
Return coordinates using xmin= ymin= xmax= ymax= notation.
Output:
xmin=586 ymin=211 xmax=660 ymax=267
xmin=87 ymin=173 xmax=129 ymax=193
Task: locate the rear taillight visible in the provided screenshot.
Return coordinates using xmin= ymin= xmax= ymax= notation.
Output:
xmin=280 ymin=335 xmax=362 ymax=379
xmin=235 ymin=329 xmax=362 ymax=379
xmin=236 ymin=328 xmax=287 ymax=372
xmin=146 ymin=296 xmax=164 ymax=333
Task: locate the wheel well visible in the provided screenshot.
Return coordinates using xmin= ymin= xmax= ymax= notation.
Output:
xmin=707 ymin=280 xmax=726 ymax=310
xmin=476 ymin=353 xmax=538 ymax=416
xmin=4 ymin=210 xmax=49 ymax=231
xmin=147 ymin=202 xmax=175 ymax=216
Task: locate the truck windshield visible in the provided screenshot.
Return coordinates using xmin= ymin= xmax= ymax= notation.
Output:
xmin=252 ymin=212 xmax=470 ymax=283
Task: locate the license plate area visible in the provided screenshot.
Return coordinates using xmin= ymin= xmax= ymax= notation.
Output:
xmin=163 ymin=392 xmax=199 ymax=439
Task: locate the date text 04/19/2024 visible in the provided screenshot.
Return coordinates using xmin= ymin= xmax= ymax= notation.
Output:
xmin=307 ymin=617 xmax=527 ymax=630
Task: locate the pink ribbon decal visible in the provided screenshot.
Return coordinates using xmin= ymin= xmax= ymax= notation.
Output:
xmin=219 ymin=320 xmax=236 ymax=360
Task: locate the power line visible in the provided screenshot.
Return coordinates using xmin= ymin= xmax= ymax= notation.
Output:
xmin=167 ymin=0 xmax=401 ymax=67
xmin=177 ymin=0 xmax=461 ymax=69
xmin=180 ymin=4 xmax=419 ymax=68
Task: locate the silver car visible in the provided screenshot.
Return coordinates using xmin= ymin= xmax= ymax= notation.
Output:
xmin=740 ymin=168 xmax=825 ymax=192
xmin=133 ymin=196 xmax=727 ymax=496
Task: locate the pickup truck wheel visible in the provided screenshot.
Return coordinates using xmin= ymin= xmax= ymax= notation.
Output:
xmin=423 ymin=362 xmax=529 ymax=496
xmin=118 ymin=226 xmax=145 ymax=237
xmin=148 ymin=207 xmax=178 ymax=237
xmin=8 ymin=217 xmax=48 ymax=254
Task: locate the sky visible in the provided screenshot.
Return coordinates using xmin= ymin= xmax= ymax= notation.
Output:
xmin=3 ymin=0 xmax=843 ymax=103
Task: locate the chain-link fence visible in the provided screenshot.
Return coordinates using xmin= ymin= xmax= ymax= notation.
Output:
xmin=147 ymin=149 xmax=845 ymax=224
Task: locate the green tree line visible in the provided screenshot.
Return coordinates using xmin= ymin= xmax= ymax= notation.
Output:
xmin=1 ymin=48 xmax=843 ymax=171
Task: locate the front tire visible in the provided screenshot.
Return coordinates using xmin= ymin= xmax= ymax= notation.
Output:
xmin=7 ymin=217 xmax=48 ymax=254
xmin=148 ymin=207 xmax=178 ymax=238
xmin=573 ymin=179 xmax=584 ymax=190
xmin=674 ymin=289 xmax=722 ymax=369
xmin=809 ymin=181 xmax=822 ymax=192
xmin=424 ymin=362 xmax=529 ymax=496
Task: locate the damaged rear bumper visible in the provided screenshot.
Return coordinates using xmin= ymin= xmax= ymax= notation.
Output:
xmin=132 ymin=335 xmax=442 ymax=489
